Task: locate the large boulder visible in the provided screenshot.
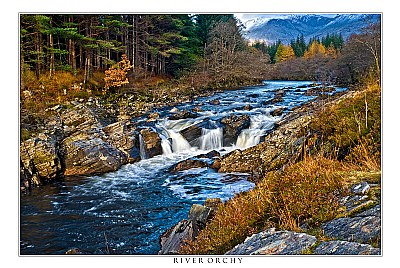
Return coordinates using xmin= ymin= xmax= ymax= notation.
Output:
xmin=321 ymin=213 xmax=381 ymax=245
xmin=170 ymin=159 xmax=209 ymax=172
xmin=180 ymin=124 xmax=202 ymax=147
xmin=169 ymin=150 xmax=221 ymax=172
xmin=20 ymin=134 xmax=63 ymax=185
xmin=159 ymin=199 xmax=222 ymax=254
xmin=313 ymin=241 xmax=380 ymax=255
xmin=159 ymin=220 xmax=195 ymax=255
xmin=60 ymin=106 xmax=102 ymax=136
xmin=139 ymin=128 xmax=162 ymax=159
xmin=103 ymin=121 xmax=140 ymax=163
xmin=61 ymin=132 xmax=127 ymax=176
xmin=180 ymin=120 xmax=219 ymax=148
xmin=220 ymin=115 xmax=250 ymax=146
xmin=225 ymin=228 xmax=317 ymax=255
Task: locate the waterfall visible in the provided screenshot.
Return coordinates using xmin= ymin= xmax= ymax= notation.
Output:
xmin=236 ymin=129 xmax=264 ymax=149
xmin=161 ymin=139 xmax=173 ymax=155
xmin=139 ymin=134 xmax=147 ymax=159
xmin=168 ymin=130 xmax=191 ymax=152
xmin=200 ymin=128 xmax=223 ymax=150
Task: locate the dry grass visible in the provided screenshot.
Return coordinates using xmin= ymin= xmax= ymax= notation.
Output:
xmin=180 ymin=157 xmax=346 ymax=255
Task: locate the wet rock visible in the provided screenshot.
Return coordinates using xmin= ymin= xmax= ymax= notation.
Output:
xmin=321 ymin=215 xmax=381 ymax=244
xmin=313 ymin=241 xmax=380 ymax=255
xmin=217 ymin=109 xmax=313 ymax=178
xmin=180 ymin=124 xmax=202 ymax=147
xmin=304 ymin=86 xmax=335 ymax=96
xmin=220 ymin=115 xmax=250 ymax=146
xmin=195 ymin=150 xmax=221 ymax=159
xmin=61 ymin=132 xmax=127 ymax=176
xmin=270 ymin=107 xmax=285 ymax=117
xmin=192 ymin=106 xmax=203 ymax=113
xmin=263 ymin=90 xmax=285 ymax=105
xmin=168 ymin=109 xmax=198 ymax=120
xmin=146 ymin=112 xmax=160 ymax=122
xmin=170 ymin=107 xmax=180 ymax=113
xmin=20 ymin=134 xmax=63 ymax=184
xmin=243 ymin=104 xmax=253 ymax=111
xmin=180 ymin=120 xmax=219 ymax=147
xmin=170 ymin=159 xmax=209 ymax=172
xmin=225 ymin=228 xmax=317 ymax=255
xmin=139 ymin=128 xmax=163 ymax=159
xmin=210 ymin=99 xmax=220 ymax=105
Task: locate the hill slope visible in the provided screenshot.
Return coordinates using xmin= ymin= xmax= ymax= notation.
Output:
xmin=244 ymin=14 xmax=380 ymax=44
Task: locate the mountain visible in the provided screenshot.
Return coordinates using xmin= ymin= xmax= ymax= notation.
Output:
xmin=243 ymin=14 xmax=381 ymax=44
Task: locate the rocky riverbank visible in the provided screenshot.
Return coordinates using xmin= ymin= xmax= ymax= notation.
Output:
xmin=158 ymin=88 xmax=381 ymax=255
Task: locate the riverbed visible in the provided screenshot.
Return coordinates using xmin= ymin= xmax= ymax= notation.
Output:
xmin=20 ymin=80 xmax=345 ymax=255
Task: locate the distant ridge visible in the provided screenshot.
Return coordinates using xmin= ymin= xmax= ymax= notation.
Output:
xmin=243 ymin=14 xmax=381 ymax=44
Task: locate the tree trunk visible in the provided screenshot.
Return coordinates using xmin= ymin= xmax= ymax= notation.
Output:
xmin=49 ymin=29 xmax=54 ymax=79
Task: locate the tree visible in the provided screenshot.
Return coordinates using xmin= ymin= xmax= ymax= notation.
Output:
xmin=274 ymin=44 xmax=295 ymax=62
xmin=104 ymin=54 xmax=132 ymax=91
xmin=304 ymin=40 xmax=326 ymax=58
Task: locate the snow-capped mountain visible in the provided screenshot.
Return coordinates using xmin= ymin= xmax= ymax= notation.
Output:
xmin=242 ymin=14 xmax=380 ymax=44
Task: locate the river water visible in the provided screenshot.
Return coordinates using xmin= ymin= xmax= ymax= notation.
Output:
xmin=20 ymin=81 xmax=345 ymax=255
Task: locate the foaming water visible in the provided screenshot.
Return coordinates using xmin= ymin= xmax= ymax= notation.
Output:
xmin=20 ymin=81 xmax=346 ymax=255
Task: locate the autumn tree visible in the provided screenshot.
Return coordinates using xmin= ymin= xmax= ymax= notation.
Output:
xmin=274 ymin=44 xmax=295 ymax=62
xmin=104 ymin=54 xmax=132 ymax=91
xmin=304 ymin=40 xmax=326 ymax=58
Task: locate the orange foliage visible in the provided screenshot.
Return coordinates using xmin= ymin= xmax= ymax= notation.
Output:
xmin=104 ymin=54 xmax=133 ymax=90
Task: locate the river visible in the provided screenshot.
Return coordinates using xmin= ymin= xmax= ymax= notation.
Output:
xmin=20 ymin=80 xmax=346 ymax=255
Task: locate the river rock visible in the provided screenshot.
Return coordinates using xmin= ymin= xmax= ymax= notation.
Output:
xmin=168 ymin=109 xmax=198 ymax=120
xmin=216 ymin=108 xmax=313 ymax=179
xmin=313 ymin=241 xmax=380 ymax=255
xmin=192 ymin=106 xmax=203 ymax=112
xmin=243 ymin=104 xmax=253 ymax=111
xmin=263 ymin=89 xmax=285 ymax=105
xmin=304 ymin=86 xmax=335 ymax=96
xmin=159 ymin=220 xmax=195 ymax=255
xmin=146 ymin=112 xmax=160 ymax=122
xmin=20 ymin=134 xmax=63 ymax=184
xmin=220 ymin=115 xmax=250 ymax=146
xmin=180 ymin=120 xmax=219 ymax=147
xmin=103 ymin=121 xmax=140 ymax=163
xmin=180 ymin=124 xmax=202 ymax=147
xmin=270 ymin=107 xmax=285 ymax=117
xmin=139 ymin=128 xmax=162 ymax=159
xmin=170 ymin=159 xmax=209 ymax=172
xmin=170 ymin=151 xmax=220 ymax=172
xmin=159 ymin=201 xmax=221 ymax=254
xmin=225 ymin=228 xmax=317 ymax=255
xmin=61 ymin=132 xmax=127 ymax=176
